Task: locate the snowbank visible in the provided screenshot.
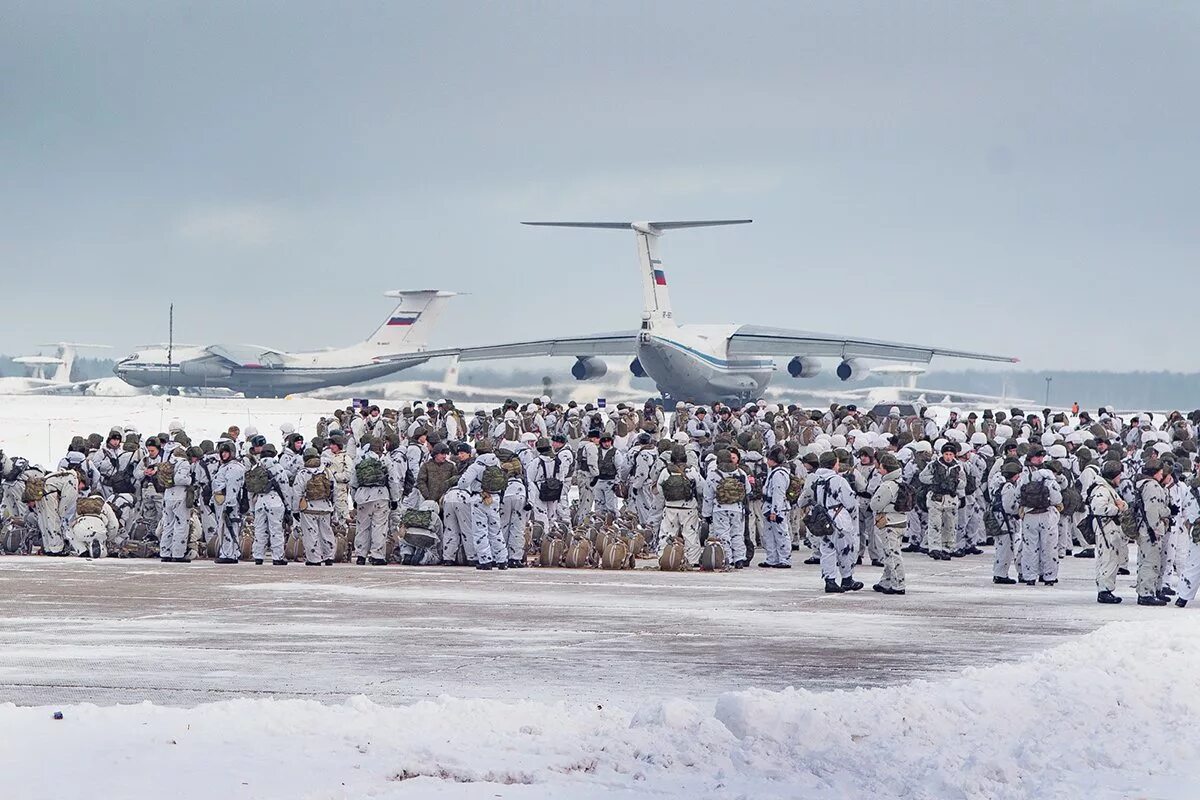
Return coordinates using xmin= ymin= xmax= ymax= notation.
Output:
xmin=3 ymin=618 xmax=1196 ymax=799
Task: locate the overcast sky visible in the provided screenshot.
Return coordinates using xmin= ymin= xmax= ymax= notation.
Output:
xmin=3 ymin=2 xmax=1197 ymax=373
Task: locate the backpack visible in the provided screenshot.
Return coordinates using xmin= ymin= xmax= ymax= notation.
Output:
xmin=893 ymin=481 xmax=917 ymax=513
xmin=107 ymin=455 xmax=136 ymax=494
xmin=785 ymin=473 xmax=804 ymax=505
xmin=22 ymin=474 xmax=47 ymax=503
xmin=401 ymin=508 xmax=434 ymax=530
xmin=355 ymin=458 xmax=388 ymax=488
xmin=1060 ymin=482 xmax=1084 ymax=515
xmin=154 ymin=461 xmax=176 ymax=491
xmin=304 ymin=471 xmax=333 ymax=502
xmin=714 ymin=472 xmax=746 ymax=505
xmin=566 ymin=418 xmax=584 ymax=440
xmin=481 ymin=464 xmax=507 ymax=494
xmin=503 ymin=421 xmax=521 ymax=442
xmin=244 ymin=464 xmax=272 ymax=495
xmin=542 ymin=536 xmax=568 ymax=567
xmin=661 ymin=465 xmax=694 ymax=503
xmin=1019 ymin=478 xmax=1051 ymax=512
xmin=803 ymin=480 xmax=837 ymax=537
xmin=77 ymin=495 xmax=106 ymax=517
xmin=538 ymin=459 xmax=564 ymax=502
xmin=964 ymin=470 xmax=978 ymax=496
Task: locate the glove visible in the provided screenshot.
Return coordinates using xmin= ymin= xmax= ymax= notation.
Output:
xmin=389 ymin=501 xmax=398 ymax=511
xmin=283 ymin=511 xmax=293 ymax=525
xmin=523 ymin=503 xmax=532 ymax=512
xmin=703 ymin=516 xmax=712 ymax=525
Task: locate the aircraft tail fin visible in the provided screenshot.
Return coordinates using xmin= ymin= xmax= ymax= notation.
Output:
xmin=363 ymin=291 xmax=456 ymax=353
xmin=521 ymin=220 xmax=750 ymax=331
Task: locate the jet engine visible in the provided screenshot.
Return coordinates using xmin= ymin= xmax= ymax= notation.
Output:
xmin=571 ymin=356 xmax=608 ymax=381
xmin=178 ymin=358 xmax=233 ymax=379
xmin=836 ymin=358 xmax=866 ymax=382
xmin=629 ymin=357 xmax=647 ymax=378
xmin=787 ymin=356 xmax=821 ymax=379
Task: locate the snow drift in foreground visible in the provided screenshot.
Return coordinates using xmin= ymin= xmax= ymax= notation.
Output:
xmin=5 ymin=619 xmax=1196 ymax=800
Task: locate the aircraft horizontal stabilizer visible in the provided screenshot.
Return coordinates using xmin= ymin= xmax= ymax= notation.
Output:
xmin=522 ymin=220 xmax=751 ymax=232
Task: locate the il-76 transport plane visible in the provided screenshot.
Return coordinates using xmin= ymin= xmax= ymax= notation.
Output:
xmin=114 ymin=290 xmax=455 ymax=397
xmin=409 ymin=220 xmax=1017 ymax=405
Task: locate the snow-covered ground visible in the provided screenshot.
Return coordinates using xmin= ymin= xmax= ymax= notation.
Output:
xmin=2 ymin=616 xmax=1195 ymax=799
xmin=1 ymin=553 xmax=1196 ymax=798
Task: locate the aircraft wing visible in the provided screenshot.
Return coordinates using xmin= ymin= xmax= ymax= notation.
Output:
xmin=726 ymin=325 xmax=1018 ymax=364
xmin=401 ymin=330 xmax=640 ymax=363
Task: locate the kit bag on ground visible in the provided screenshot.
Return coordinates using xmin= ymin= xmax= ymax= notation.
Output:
xmin=600 ymin=538 xmax=630 ymax=570
xmin=563 ymin=538 xmax=591 ymax=568
xmin=540 ymin=535 xmax=567 ymax=567
xmin=658 ymin=537 xmax=686 ymax=571
xmin=699 ymin=538 xmax=727 ymax=571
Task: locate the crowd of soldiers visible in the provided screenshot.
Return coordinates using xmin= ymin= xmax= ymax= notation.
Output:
xmin=2 ymin=397 xmax=1199 ymax=607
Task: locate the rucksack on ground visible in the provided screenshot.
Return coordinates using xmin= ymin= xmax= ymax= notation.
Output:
xmin=658 ymin=537 xmax=686 ymax=571
xmin=1019 ymin=479 xmax=1051 ymax=512
xmin=699 ymin=538 xmax=727 ymax=571
xmin=355 ymin=458 xmax=388 ymax=488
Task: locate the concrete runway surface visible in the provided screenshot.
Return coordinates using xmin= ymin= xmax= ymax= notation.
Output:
xmin=0 ymin=550 xmax=1136 ymax=708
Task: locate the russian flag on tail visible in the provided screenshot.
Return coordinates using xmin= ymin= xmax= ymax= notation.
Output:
xmin=653 ymin=269 xmax=667 ymax=286
xmin=387 ymin=314 xmax=420 ymax=326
